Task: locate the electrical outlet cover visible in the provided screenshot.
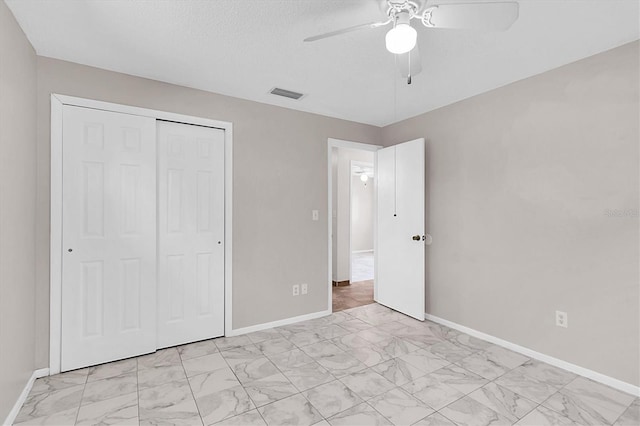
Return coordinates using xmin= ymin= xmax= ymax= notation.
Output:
xmin=555 ymin=311 xmax=568 ymax=328
xmin=293 ymin=284 xmax=300 ymax=296
xmin=301 ymin=283 xmax=308 ymax=295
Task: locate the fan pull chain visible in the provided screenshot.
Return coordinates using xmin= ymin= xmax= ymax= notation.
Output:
xmin=394 ymin=147 xmax=398 ymax=217
xmin=407 ymin=50 xmax=412 ymax=85
xmin=393 ymin=53 xmax=398 ymax=123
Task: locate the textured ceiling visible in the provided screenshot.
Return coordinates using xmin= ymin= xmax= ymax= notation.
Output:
xmin=6 ymin=0 xmax=639 ymax=126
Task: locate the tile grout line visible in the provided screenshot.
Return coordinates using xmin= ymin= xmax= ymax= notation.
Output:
xmin=610 ymin=399 xmax=638 ymax=426
xmin=135 ymin=360 xmax=141 ymax=426
xmin=241 ymin=342 xmax=296 ymax=418
xmin=424 ymin=334 xmax=616 ymax=425
xmin=176 ymin=353 xmax=202 ymax=425
xmin=209 ymin=341 xmax=255 ymax=423
xmin=537 ymin=374 xmax=635 ymax=426
xmin=255 ymin=313 xmax=367 ymax=422
xmin=71 ymin=370 xmax=89 ymax=425
xmin=533 ymin=375 xmax=577 ymax=421
xmin=224 ymin=334 xmax=328 ymax=422
xmin=248 ymin=312 xmax=438 ymax=421
xmin=443 ymin=351 xmax=550 ymax=423
xmin=378 ymin=328 xmax=541 ymax=424
xmin=256 ymin=328 xmax=335 ymax=423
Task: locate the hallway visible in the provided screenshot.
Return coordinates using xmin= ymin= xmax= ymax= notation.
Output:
xmin=333 ymin=280 xmax=374 ymax=312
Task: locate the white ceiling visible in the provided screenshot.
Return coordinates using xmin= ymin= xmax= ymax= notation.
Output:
xmin=6 ymin=0 xmax=639 ymax=126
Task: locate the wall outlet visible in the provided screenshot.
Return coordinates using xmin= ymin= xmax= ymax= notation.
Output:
xmin=301 ymin=283 xmax=308 ymax=295
xmin=292 ymin=284 xmax=300 ymax=296
xmin=556 ymin=310 xmax=568 ymax=328
xmin=312 ymin=210 xmax=319 ymax=221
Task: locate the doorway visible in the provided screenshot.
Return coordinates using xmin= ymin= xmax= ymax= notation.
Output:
xmin=350 ymin=160 xmax=375 ymax=284
xmin=327 ymin=137 xmax=426 ymax=320
xmin=327 ymin=139 xmax=381 ymax=312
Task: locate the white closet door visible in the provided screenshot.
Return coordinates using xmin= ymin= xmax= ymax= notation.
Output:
xmin=61 ymin=106 xmax=157 ymax=371
xmin=157 ymin=121 xmax=225 ymax=348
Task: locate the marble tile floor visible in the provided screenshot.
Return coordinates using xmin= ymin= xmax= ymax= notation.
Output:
xmin=332 ymin=280 xmax=374 ymax=312
xmin=351 ymin=251 xmax=374 ymax=283
xmin=14 ymin=303 xmax=639 ymax=426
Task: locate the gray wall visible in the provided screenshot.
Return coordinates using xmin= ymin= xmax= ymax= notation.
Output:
xmin=381 ymin=41 xmax=640 ymax=386
xmin=35 ymin=57 xmax=380 ymax=368
xmin=351 ymin=174 xmax=374 ymax=252
xmin=0 ymin=1 xmax=37 ymax=421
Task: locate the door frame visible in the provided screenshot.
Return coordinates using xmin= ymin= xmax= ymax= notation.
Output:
xmin=50 ymin=94 xmax=234 ymax=375
xmin=327 ymin=138 xmax=382 ymax=313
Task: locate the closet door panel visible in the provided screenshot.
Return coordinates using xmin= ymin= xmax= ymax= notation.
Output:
xmin=61 ymin=106 xmax=157 ymax=371
xmin=157 ymin=121 xmax=225 ymax=348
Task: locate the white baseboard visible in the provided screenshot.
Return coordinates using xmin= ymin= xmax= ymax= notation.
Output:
xmin=226 ymin=309 xmax=332 ymax=337
xmin=3 ymin=368 xmax=50 ymax=426
xmin=425 ymin=313 xmax=640 ymax=398
xmin=352 ymin=250 xmax=374 ymax=254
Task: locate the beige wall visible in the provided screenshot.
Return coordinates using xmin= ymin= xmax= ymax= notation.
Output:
xmin=0 ymin=1 xmax=37 ymax=421
xmin=333 ymin=148 xmax=374 ymax=282
xmin=35 ymin=57 xmax=380 ymax=368
xmin=381 ymin=41 xmax=640 ymax=386
xmin=351 ymin=174 xmax=374 ymax=252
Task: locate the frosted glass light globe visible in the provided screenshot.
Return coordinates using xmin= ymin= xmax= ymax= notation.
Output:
xmin=385 ymin=23 xmax=417 ymax=54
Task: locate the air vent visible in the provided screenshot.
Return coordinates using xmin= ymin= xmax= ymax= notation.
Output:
xmin=270 ymin=87 xmax=304 ymax=100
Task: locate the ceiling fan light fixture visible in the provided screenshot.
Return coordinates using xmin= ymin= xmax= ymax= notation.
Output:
xmin=385 ymin=11 xmax=417 ymax=54
xmin=385 ymin=24 xmax=417 ymax=54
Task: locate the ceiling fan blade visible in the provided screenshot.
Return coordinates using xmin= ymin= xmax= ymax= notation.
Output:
xmin=304 ymin=20 xmax=391 ymax=42
xmin=422 ymin=2 xmax=519 ymax=31
xmin=397 ymin=45 xmax=422 ymax=82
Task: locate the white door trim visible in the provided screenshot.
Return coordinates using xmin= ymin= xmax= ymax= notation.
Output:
xmin=50 ymin=94 xmax=234 ymax=375
xmin=327 ymin=138 xmax=382 ymax=313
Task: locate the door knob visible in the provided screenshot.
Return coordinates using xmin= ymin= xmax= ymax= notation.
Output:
xmin=412 ymin=235 xmax=421 ymax=241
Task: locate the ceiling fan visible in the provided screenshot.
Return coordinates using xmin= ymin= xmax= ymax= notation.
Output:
xmin=353 ymin=165 xmax=374 ymax=183
xmin=304 ymin=0 xmax=520 ymax=84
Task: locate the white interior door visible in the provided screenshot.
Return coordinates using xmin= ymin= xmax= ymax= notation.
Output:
xmin=157 ymin=121 xmax=225 ymax=348
xmin=376 ymin=138 xmax=425 ymax=320
xmin=61 ymin=106 xmax=157 ymax=371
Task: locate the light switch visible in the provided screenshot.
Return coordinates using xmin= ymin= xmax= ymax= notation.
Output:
xmin=312 ymin=210 xmax=319 ymax=221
